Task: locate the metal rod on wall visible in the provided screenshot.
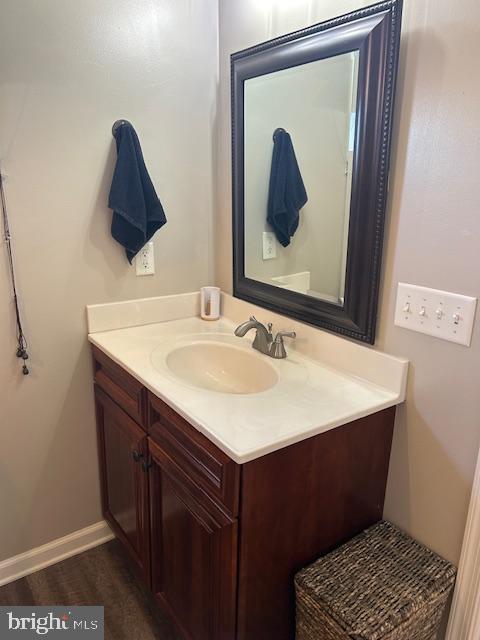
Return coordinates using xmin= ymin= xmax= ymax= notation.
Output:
xmin=0 ymin=169 xmax=30 ymax=375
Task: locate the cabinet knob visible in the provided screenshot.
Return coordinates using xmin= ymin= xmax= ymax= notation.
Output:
xmin=132 ymin=450 xmax=143 ymax=463
xmin=142 ymin=459 xmax=152 ymax=473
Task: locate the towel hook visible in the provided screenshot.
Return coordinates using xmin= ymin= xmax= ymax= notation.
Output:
xmin=273 ymin=127 xmax=287 ymax=142
xmin=112 ymin=119 xmax=132 ymax=137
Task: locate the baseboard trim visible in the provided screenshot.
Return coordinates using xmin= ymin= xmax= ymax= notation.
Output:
xmin=0 ymin=521 xmax=114 ymax=587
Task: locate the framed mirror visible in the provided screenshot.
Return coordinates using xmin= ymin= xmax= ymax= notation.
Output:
xmin=231 ymin=1 xmax=403 ymax=343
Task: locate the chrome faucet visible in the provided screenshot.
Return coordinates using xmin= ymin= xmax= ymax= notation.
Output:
xmin=234 ymin=316 xmax=273 ymax=354
xmin=234 ymin=316 xmax=296 ymax=359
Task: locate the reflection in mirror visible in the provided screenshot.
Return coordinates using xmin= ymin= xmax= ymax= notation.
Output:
xmin=244 ymin=51 xmax=359 ymax=305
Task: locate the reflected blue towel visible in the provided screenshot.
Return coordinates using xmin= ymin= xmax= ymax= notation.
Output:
xmin=108 ymin=122 xmax=167 ymax=263
xmin=267 ymin=128 xmax=308 ymax=248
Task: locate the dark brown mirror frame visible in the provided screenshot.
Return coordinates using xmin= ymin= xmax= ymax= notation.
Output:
xmin=231 ymin=0 xmax=403 ymax=344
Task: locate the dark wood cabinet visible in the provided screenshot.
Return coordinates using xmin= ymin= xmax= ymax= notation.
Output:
xmin=94 ymin=385 xmax=150 ymax=582
xmin=236 ymin=409 xmax=395 ymax=640
xmin=149 ymin=438 xmax=238 ymax=640
xmin=92 ymin=347 xmax=396 ymax=640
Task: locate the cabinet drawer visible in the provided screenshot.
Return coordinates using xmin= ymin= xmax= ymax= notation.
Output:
xmin=92 ymin=345 xmax=147 ymax=428
xmin=148 ymin=393 xmax=240 ymax=516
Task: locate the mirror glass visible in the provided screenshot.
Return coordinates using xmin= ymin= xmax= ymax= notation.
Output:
xmin=244 ymin=51 xmax=359 ymax=305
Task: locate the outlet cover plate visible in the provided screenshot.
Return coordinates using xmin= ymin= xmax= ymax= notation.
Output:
xmin=136 ymin=242 xmax=155 ymax=276
xmin=262 ymin=232 xmax=276 ymax=260
xmin=394 ymin=283 xmax=477 ymax=346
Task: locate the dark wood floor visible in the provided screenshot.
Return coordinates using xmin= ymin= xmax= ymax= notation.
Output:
xmin=0 ymin=540 xmax=180 ymax=640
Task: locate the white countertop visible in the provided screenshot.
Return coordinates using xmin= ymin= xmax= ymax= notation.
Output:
xmin=87 ymin=294 xmax=408 ymax=463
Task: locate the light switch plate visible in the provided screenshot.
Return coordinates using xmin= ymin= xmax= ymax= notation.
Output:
xmin=262 ymin=232 xmax=276 ymax=260
xmin=136 ymin=241 xmax=155 ymax=276
xmin=394 ymin=283 xmax=477 ymax=346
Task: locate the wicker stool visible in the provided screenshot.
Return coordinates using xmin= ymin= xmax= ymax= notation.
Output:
xmin=295 ymin=521 xmax=456 ymax=640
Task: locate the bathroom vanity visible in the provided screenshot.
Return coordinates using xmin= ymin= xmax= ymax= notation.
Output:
xmin=88 ymin=3 xmax=405 ymax=636
xmin=87 ymin=293 xmax=408 ymax=640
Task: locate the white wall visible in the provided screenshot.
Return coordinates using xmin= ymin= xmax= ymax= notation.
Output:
xmin=0 ymin=0 xmax=218 ymax=561
xmin=215 ymin=0 xmax=480 ymax=587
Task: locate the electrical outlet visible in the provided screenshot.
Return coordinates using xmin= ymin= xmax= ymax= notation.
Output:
xmin=262 ymin=232 xmax=276 ymax=260
xmin=136 ymin=242 xmax=155 ymax=276
xmin=394 ymin=283 xmax=477 ymax=346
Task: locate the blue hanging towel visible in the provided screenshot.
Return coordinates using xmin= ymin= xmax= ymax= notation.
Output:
xmin=267 ymin=128 xmax=308 ymax=248
xmin=108 ymin=122 xmax=167 ymax=263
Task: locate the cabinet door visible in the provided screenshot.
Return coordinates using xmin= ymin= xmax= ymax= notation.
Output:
xmin=148 ymin=438 xmax=237 ymax=640
xmin=95 ymin=385 xmax=150 ymax=582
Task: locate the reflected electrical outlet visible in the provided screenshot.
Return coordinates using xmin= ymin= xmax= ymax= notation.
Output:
xmin=262 ymin=232 xmax=276 ymax=260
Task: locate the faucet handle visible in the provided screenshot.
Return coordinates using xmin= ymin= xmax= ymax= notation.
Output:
xmin=274 ymin=330 xmax=296 ymax=343
xmin=270 ymin=330 xmax=296 ymax=359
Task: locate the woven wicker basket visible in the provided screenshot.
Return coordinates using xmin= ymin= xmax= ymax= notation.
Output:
xmin=295 ymin=521 xmax=456 ymax=640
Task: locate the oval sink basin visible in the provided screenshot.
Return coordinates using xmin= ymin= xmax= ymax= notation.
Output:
xmin=165 ymin=342 xmax=278 ymax=394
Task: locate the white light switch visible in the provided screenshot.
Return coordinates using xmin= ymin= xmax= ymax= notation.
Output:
xmin=136 ymin=242 xmax=155 ymax=276
xmin=262 ymin=232 xmax=277 ymax=260
xmin=394 ymin=283 xmax=477 ymax=346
